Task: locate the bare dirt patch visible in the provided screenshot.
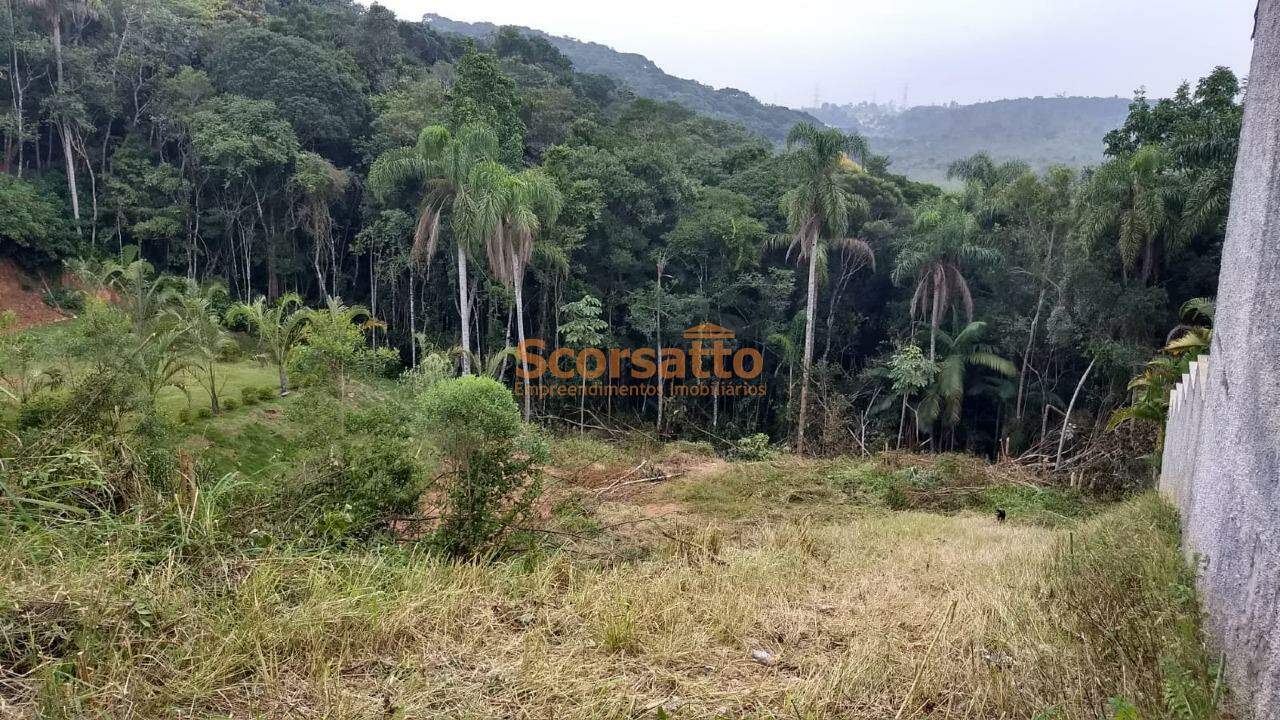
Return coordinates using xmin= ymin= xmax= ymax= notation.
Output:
xmin=0 ymin=259 xmax=69 ymax=332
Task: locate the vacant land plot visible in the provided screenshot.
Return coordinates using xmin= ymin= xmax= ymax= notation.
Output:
xmin=1 ymin=442 xmax=1221 ymax=718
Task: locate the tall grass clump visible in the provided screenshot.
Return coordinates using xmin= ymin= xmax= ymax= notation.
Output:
xmin=991 ymin=494 xmax=1227 ymax=718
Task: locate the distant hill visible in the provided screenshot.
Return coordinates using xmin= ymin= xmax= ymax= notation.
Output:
xmin=425 ymin=14 xmax=819 ymax=143
xmin=426 ymin=15 xmax=1131 ymax=184
xmin=806 ymin=97 xmax=1132 ymax=184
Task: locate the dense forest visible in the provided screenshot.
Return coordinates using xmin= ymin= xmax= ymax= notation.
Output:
xmin=0 ymin=0 xmax=1240 ymax=484
xmin=425 ymin=13 xmax=820 ymax=143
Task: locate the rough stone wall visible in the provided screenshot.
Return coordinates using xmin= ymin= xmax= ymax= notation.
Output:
xmin=1160 ymin=2 xmax=1280 ymax=716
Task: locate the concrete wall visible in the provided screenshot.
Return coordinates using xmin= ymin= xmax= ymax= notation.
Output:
xmin=1160 ymin=2 xmax=1280 ymax=716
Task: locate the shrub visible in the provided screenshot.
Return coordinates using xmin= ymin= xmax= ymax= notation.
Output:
xmin=257 ymin=386 xmax=277 ymax=401
xmin=298 ymin=440 xmax=423 ymax=541
xmin=730 ymin=433 xmax=774 ymax=461
xmin=419 ymin=376 xmax=542 ymax=557
xmin=221 ymin=397 xmax=240 ymax=412
xmin=240 ymin=387 xmax=259 ymax=406
xmin=42 ymin=286 xmax=84 ymax=312
xmin=176 ymin=408 xmax=191 ymax=424
xmin=16 ymin=389 xmax=72 ymax=430
xmin=216 ymin=342 xmax=242 ymax=362
xmin=195 ymin=407 xmax=212 ymax=420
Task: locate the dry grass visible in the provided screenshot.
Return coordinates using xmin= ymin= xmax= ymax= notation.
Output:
xmin=0 ymin=452 xmax=1220 ymax=719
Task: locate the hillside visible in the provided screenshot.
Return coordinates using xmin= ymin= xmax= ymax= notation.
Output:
xmin=424 ymin=14 xmax=819 ymax=143
xmin=806 ymin=97 xmax=1132 ymax=184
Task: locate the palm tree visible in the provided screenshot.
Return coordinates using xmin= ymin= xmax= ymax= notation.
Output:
xmin=133 ymin=323 xmax=193 ymax=411
xmin=915 ymin=321 xmax=1015 ymax=444
xmin=21 ymin=0 xmax=98 ymax=225
xmin=460 ymin=161 xmax=563 ymax=419
xmin=891 ymin=200 xmax=998 ymax=361
xmin=367 ymin=123 xmax=499 ymax=374
xmin=175 ymin=283 xmax=236 ymax=415
xmin=302 ymin=297 xmax=381 ymax=428
xmin=226 ymin=293 xmax=311 ymax=397
xmin=1077 ymin=145 xmax=1175 ymax=283
xmin=101 ymin=255 xmax=183 ymax=336
xmin=778 ymin=122 xmax=867 ymax=451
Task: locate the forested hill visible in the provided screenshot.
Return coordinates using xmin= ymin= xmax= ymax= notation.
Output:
xmin=424 ymin=14 xmax=819 ymax=142
xmin=806 ymin=97 xmax=1133 ymax=184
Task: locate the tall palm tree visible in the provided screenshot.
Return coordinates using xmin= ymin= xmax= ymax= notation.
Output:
xmin=226 ymin=293 xmax=312 ymax=397
xmin=891 ymin=200 xmax=998 ymax=361
xmin=367 ymin=123 xmax=499 ymax=374
xmin=1077 ymin=145 xmax=1175 ymax=283
xmin=460 ymin=161 xmax=563 ymax=419
xmin=21 ymin=0 xmax=97 ymax=225
xmin=779 ymin=122 xmax=866 ymax=451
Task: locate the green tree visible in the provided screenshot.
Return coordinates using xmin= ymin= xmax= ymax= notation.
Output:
xmin=418 ymin=375 xmax=543 ymax=557
xmin=368 ymin=123 xmax=499 ymax=374
xmin=208 ymin=26 xmax=366 ymax=152
xmin=448 ymin=48 xmax=525 ymax=164
xmin=915 ymin=321 xmax=1015 ymax=442
xmin=175 ymin=282 xmax=235 ymax=415
xmin=226 ymin=293 xmax=311 ymax=397
xmin=883 ymin=343 xmax=937 ymax=448
xmin=0 ymin=173 xmax=76 ymax=265
xmin=461 ymin=161 xmax=563 ymax=419
xmin=559 ymin=293 xmax=607 ymax=433
xmin=778 ymin=123 xmax=868 ymax=451
xmin=295 ymin=297 xmax=382 ymax=428
xmin=288 ymin=152 xmax=351 ymax=298
xmin=19 ymin=0 xmax=98 ymax=224
xmin=891 ymin=199 xmax=998 ymax=360
xmin=1077 ymin=145 xmax=1175 ymax=284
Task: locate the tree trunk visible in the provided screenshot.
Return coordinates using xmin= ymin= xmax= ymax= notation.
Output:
xmin=408 ymin=270 xmax=417 ymax=367
xmin=51 ymin=17 xmax=79 ymax=228
xmin=278 ymin=362 xmax=289 ymax=397
xmin=1054 ymin=357 xmax=1094 ymax=470
xmin=655 ymin=261 xmax=664 ymax=435
xmin=208 ymin=365 xmax=219 ymax=415
xmin=512 ymin=255 xmax=531 ymax=420
xmin=1015 ymin=287 xmax=1045 ymax=421
xmin=796 ymin=231 xmax=818 ymax=452
xmin=456 ymin=248 xmax=472 ymax=374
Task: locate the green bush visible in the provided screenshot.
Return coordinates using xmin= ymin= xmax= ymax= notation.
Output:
xmin=420 ymin=376 xmax=522 ymax=459
xmin=240 ymin=387 xmax=259 ymax=406
xmin=419 ymin=376 xmax=541 ymax=557
xmin=730 ymin=433 xmax=774 ymax=461
xmin=257 ymin=386 xmax=277 ymax=401
xmin=42 ymin=286 xmax=84 ymax=312
xmin=216 ymin=342 xmax=242 ymax=363
xmin=16 ymin=389 xmax=72 ymax=430
xmin=176 ymin=408 xmax=191 ymax=424
xmin=221 ymin=397 xmax=240 ymax=412
xmin=195 ymin=407 xmax=212 ymax=420
xmin=299 ymin=441 xmax=424 ymax=541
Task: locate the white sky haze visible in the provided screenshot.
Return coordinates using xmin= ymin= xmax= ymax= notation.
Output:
xmin=371 ymin=0 xmax=1257 ymax=108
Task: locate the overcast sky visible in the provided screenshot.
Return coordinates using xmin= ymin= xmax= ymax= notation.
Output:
xmin=371 ymin=0 xmax=1257 ymax=108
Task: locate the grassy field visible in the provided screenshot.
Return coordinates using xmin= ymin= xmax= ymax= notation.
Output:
xmin=1 ymin=442 xmax=1224 ymax=719
xmin=0 ymin=320 xmax=1226 ymax=718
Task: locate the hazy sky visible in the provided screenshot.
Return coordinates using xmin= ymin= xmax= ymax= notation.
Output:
xmin=371 ymin=0 xmax=1257 ymax=108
